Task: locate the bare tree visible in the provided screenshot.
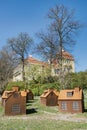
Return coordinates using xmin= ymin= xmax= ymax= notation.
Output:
xmin=47 ymin=4 xmax=81 ymax=68
xmin=36 ymin=4 xmax=81 ymax=88
xmin=0 ymin=46 xmax=16 ymax=93
xmin=36 ymin=30 xmax=59 ymax=74
xmin=8 ymin=32 xmax=33 ymax=81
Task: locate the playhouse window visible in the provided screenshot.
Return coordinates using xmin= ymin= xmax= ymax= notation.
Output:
xmin=61 ymin=102 xmax=67 ymax=110
xmin=73 ymin=101 xmax=79 ymax=110
xmin=12 ymin=104 xmax=20 ymax=113
xmin=67 ymin=92 xmax=73 ymax=97
xmin=13 ymin=92 xmax=19 ymax=98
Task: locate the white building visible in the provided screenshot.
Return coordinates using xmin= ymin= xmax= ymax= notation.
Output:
xmin=52 ymin=50 xmax=75 ymax=76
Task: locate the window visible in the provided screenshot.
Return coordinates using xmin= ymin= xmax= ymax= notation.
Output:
xmin=13 ymin=92 xmax=19 ymax=98
xmin=51 ymin=92 xmax=53 ymax=96
xmin=54 ymin=69 xmax=60 ymax=74
xmin=14 ymin=71 xmax=21 ymax=77
xmin=73 ymin=101 xmax=79 ymax=110
xmin=12 ymin=104 xmax=20 ymax=113
xmin=67 ymin=92 xmax=73 ymax=97
xmin=61 ymin=102 xmax=67 ymax=110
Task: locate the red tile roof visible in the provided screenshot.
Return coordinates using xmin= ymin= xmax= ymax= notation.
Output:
xmin=25 ymin=56 xmax=48 ymax=67
xmin=56 ymin=50 xmax=74 ymax=60
xmin=61 ymin=51 xmax=74 ymax=60
xmin=52 ymin=50 xmax=74 ymax=68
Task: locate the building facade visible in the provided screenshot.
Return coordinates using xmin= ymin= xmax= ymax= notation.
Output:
xmin=13 ymin=56 xmax=48 ymax=81
xmin=52 ymin=50 xmax=75 ymax=76
xmin=40 ymin=89 xmax=59 ymax=106
xmin=13 ymin=51 xmax=75 ymax=81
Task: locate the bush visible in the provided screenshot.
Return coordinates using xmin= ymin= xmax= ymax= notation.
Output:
xmin=6 ymin=81 xmax=25 ymax=90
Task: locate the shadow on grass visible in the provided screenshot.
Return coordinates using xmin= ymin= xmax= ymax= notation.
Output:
xmin=27 ymin=98 xmax=39 ymax=103
xmin=26 ymin=108 xmax=38 ymax=114
xmin=84 ymin=109 xmax=87 ymax=112
xmin=26 ymin=100 xmax=35 ymax=106
xmin=26 ymin=103 xmax=33 ymax=106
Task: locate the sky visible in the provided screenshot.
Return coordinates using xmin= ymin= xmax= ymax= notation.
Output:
xmin=0 ymin=0 xmax=87 ymax=72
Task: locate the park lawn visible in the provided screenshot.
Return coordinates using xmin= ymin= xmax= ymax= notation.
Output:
xmin=0 ymin=117 xmax=87 ymax=130
xmin=0 ymin=96 xmax=87 ymax=130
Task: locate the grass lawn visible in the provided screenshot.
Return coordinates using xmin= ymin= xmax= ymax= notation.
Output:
xmin=0 ymin=96 xmax=87 ymax=130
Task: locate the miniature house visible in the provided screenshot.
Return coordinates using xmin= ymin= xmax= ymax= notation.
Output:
xmin=40 ymin=89 xmax=59 ymax=106
xmin=2 ymin=90 xmax=26 ymax=116
xmin=58 ymin=87 xmax=84 ymax=113
xmin=26 ymin=89 xmax=34 ymax=101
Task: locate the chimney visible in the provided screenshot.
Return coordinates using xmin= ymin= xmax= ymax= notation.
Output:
xmin=74 ymin=87 xmax=80 ymax=92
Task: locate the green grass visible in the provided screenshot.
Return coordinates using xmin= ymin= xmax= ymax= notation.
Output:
xmin=0 ymin=96 xmax=87 ymax=130
xmin=0 ymin=118 xmax=87 ymax=130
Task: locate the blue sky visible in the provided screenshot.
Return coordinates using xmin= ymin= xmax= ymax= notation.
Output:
xmin=0 ymin=0 xmax=87 ymax=72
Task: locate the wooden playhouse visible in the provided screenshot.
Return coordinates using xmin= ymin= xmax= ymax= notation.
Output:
xmin=26 ymin=89 xmax=34 ymax=101
xmin=58 ymin=87 xmax=84 ymax=113
xmin=1 ymin=86 xmax=27 ymax=116
xmin=40 ymin=89 xmax=59 ymax=106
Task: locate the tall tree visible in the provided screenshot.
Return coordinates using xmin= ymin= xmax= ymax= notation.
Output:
xmin=47 ymin=4 xmax=81 ymax=68
xmin=36 ymin=30 xmax=58 ymax=74
xmin=36 ymin=5 xmax=81 ymax=88
xmin=8 ymin=32 xmax=33 ymax=81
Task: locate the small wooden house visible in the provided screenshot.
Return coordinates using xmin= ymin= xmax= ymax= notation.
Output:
xmin=26 ymin=89 xmax=34 ymax=101
xmin=40 ymin=89 xmax=59 ymax=106
xmin=2 ymin=90 xmax=26 ymax=115
xmin=58 ymin=87 xmax=84 ymax=113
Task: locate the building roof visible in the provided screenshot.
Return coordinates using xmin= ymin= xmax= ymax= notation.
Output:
xmin=61 ymin=51 xmax=74 ymax=60
xmin=52 ymin=50 xmax=74 ymax=68
xmin=2 ymin=90 xmax=27 ymax=100
xmin=40 ymin=89 xmax=59 ymax=98
xmin=25 ymin=56 xmax=48 ymax=67
xmin=58 ymin=87 xmax=83 ymax=100
xmin=2 ymin=91 xmax=13 ymax=99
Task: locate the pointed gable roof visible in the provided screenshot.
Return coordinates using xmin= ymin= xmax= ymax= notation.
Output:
xmin=62 ymin=51 xmax=74 ymax=60
xmin=56 ymin=50 xmax=74 ymax=60
xmin=40 ymin=89 xmax=59 ymax=98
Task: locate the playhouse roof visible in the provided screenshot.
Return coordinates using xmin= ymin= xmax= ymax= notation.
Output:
xmin=59 ymin=87 xmax=83 ymax=100
xmin=40 ymin=89 xmax=59 ymax=98
xmin=2 ymin=90 xmax=27 ymax=100
xmin=2 ymin=91 xmax=13 ymax=99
